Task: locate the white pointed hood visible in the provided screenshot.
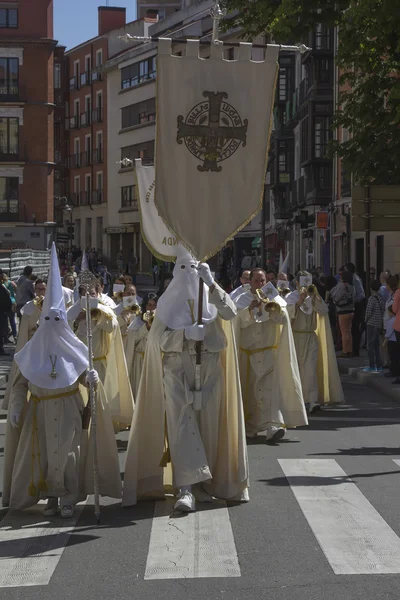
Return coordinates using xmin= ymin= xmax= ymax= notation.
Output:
xmin=155 ymin=247 xmax=217 ymax=329
xmin=15 ymin=243 xmax=89 ymax=389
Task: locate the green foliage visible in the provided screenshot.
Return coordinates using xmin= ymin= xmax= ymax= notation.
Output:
xmin=221 ymin=0 xmax=400 ymax=184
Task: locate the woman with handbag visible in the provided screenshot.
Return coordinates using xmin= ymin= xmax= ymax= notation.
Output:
xmin=330 ymin=271 xmax=356 ymax=358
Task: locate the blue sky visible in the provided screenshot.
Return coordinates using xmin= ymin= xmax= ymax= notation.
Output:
xmin=54 ymin=0 xmax=137 ymax=50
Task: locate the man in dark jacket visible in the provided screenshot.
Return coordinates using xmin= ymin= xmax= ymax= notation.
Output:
xmin=0 ymin=268 xmax=12 ymax=354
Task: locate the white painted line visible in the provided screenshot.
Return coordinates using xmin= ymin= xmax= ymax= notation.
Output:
xmin=279 ymin=458 xmax=400 ymax=575
xmin=145 ymin=498 xmax=240 ymax=579
xmin=0 ymin=502 xmax=85 ymax=587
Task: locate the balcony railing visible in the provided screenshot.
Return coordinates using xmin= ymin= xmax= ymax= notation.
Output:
xmin=92 ymin=147 xmax=103 ymax=164
xmin=67 ymin=115 xmax=79 ymax=130
xmin=92 ymin=189 xmax=104 ymax=204
xmin=67 ymin=153 xmax=80 ymax=169
xmin=91 ymin=68 xmax=102 ymax=83
xmin=69 ymin=76 xmax=80 ymax=91
xmin=0 ymin=84 xmax=26 ymax=102
xmin=80 ymin=72 xmax=89 ymax=87
xmin=92 ymin=107 xmax=103 ymax=123
xmin=54 ymin=149 xmax=63 ymax=165
xmin=80 ymin=111 xmax=91 ymax=127
xmin=0 ymin=144 xmax=27 ymax=162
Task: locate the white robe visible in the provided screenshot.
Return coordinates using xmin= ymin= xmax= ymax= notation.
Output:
xmin=235 ymin=301 xmax=308 ymax=435
xmin=3 ymin=373 xmax=122 ymax=510
xmin=287 ymin=293 xmax=345 ymax=406
xmin=69 ymin=304 xmax=135 ymax=429
xmin=125 ymin=321 xmax=149 ymax=400
xmin=122 ymin=284 xmax=248 ymax=506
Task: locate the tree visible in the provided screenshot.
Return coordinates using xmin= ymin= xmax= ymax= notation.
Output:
xmin=221 ymin=0 xmax=400 ymax=184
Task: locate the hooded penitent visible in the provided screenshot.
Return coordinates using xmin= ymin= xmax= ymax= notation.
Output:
xmin=14 ymin=243 xmax=89 ymax=389
xmin=155 ymin=248 xmax=217 ymax=329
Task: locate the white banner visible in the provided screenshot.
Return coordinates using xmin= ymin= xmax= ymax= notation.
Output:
xmin=135 ymin=159 xmax=184 ymax=261
xmin=155 ymin=38 xmax=279 ymax=261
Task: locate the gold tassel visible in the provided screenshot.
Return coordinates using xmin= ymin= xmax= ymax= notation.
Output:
xmin=28 ymin=483 xmax=37 ymax=497
xmin=159 ymin=447 xmax=171 ymax=468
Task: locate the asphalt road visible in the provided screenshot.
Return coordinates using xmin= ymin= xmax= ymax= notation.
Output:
xmin=1 ymin=374 xmax=400 ymax=600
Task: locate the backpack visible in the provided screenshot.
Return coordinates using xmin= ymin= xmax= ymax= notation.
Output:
xmin=0 ymin=284 xmax=12 ymax=313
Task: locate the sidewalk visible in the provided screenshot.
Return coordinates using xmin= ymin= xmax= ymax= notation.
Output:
xmin=337 ymin=349 xmax=400 ymax=403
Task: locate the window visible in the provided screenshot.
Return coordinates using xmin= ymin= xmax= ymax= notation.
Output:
xmin=121 ymin=98 xmax=156 ymax=129
xmin=85 ymin=55 xmax=91 ymax=74
xmin=74 ymin=99 xmax=80 ymax=117
xmin=315 ymin=24 xmax=331 ymax=50
xmin=121 ymin=185 xmax=136 ymax=208
xmin=317 ymin=59 xmax=332 ymax=84
xmin=0 ymin=58 xmax=19 ymax=98
xmin=121 ymin=56 xmax=156 ymax=89
xmin=314 ymin=116 xmax=331 ymax=158
xmin=96 ymin=172 xmax=103 ymax=203
xmin=74 ymin=176 xmax=80 ymax=193
xmin=85 ymin=135 xmax=91 ymax=164
xmin=278 ymin=68 xmax=288 ymax=101
xmin=85 ymin=218 xmax=92 ymax=248
xmin=96 ymin=49 xmax=103 ymax=67
xmin=96 ymin=131 xmax=103 ymax=150
xmin=0 ymin=177 xmax=18 ymax=216
xmin=54 ymin=62 xmax=61 ymax=89
xmin=0 ymin=117 xmax=19 ymax=156
xmin=120 ymin=140 xmax=155 ymax=165
xmin=0 ymin=8 xmax=18 ymax=28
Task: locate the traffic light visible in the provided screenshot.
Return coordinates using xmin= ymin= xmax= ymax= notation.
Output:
xmin=67 ymin=226 xmax=74 ymax=235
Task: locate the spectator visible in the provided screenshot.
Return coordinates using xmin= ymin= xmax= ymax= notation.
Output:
xmin=345 ymin=263 xmax=366 ymax=357
xmin=15 ymin=265 xmax=35 ymax=317
xmin=157 ymin=272 xmax=173 ymax=297
xmin=325 ymin=275 xmax=339 ymax=345
xmin=363 ymin=280 xmax=385 ymax=373
xmin=265 ymin=270 xmax=277 ymax=287
xmin=102 ymin=265 xmax=112 ymax=295
xmin=0 ymin=269 xmax=12 ymax=354
xmin=383 ymin=306 xmax=400 ymax=382
xmin=392 ymin=279 xmax=400 ymax=384
xmin=369 ymin=267 xmax=376 ymax=282
xmin=2 ymin=272 xmax=17 ymax=343
xmin=379 ymin=271 xmax=391 ymax=304
xmin=63 ymin=273 xmax=75 ymax=291
xmin=330 ymin=271 xmax=356 ymax=358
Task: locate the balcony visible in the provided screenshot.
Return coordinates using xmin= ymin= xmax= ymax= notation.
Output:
xmin=0 ymin=84 xmax=26 ymax=103
xmin=54 ymin=149 xmax=63 ymax=165
xmin=91 ymin=68 xmax=102 ymax=83
xmin=67 ymin=153 xmax=80 ymax=169
xmin=69 ymin=76 xmax=80 ymax=91
xmin=80 ymin=111 xmax=91 ymax=127
xmin=92 ymin=107 xmax=103 ymax=123
xmin=67 ymin=115 xmax=80 ymax=130
xmin=0 ymin=195 xmax=18 ymax=221
xmin=91 ymin=147 xmax=103 ymax=164
xmin=92 ymin=189 xmax=104 ymax=204
xmin=80 ymin=72 xmax=89 ymax=87
xmin=0 ymin=144 xmax=27 ymax=163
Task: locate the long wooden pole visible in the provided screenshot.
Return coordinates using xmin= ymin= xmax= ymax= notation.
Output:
xmin=85 ymin=291 xmax=100 ymax=524
xmin=194 ymin=277 xmax=204 ymax=395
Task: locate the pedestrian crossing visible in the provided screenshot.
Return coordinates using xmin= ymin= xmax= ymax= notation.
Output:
xmin=1 ymin=458 xmax=400 ymax=587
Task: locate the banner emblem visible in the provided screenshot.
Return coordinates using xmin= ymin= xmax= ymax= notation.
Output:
xmin=177 ymin=91 xmax=248 ymax=172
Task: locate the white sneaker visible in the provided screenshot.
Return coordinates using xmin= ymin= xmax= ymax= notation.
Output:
xmin=60 ymin=503 xmax=74 ymax=519
xmin=44 ymin=497 xmax=58 ymax=517
xmin=192 ymin=485 xmax=214 ymax=503
xmin=173 ymin=491 xmax=196 ymax=513
xmin=265 ymin=427 xmax=285 ymax=443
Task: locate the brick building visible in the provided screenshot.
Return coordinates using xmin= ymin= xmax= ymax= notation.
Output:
xmin=136 ymin=0 xmax=182 ymax=21
xmin=0 ymin=0 xmax=58 ymax=249
xmin=64 ymin=6 xmax=128 ymax=256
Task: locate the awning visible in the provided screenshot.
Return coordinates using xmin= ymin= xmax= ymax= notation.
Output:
xmin=251 ymin=236 xmax=261 ymax=248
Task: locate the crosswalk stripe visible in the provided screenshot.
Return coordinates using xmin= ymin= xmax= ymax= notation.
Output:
xmin=144 ymin=498 xmax=240 ymax=580
xmin=279 ymin=458 xmax=400 ymax=575
xmin=0 ymin=502 xmax=84 ymax=587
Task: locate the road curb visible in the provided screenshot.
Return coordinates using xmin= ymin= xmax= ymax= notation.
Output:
xmin=338 ymin=360 xmax=400 ymax=403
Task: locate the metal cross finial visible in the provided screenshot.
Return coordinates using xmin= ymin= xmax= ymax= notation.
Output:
xmin=210 ymin=0 xmax=226 ymax=44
